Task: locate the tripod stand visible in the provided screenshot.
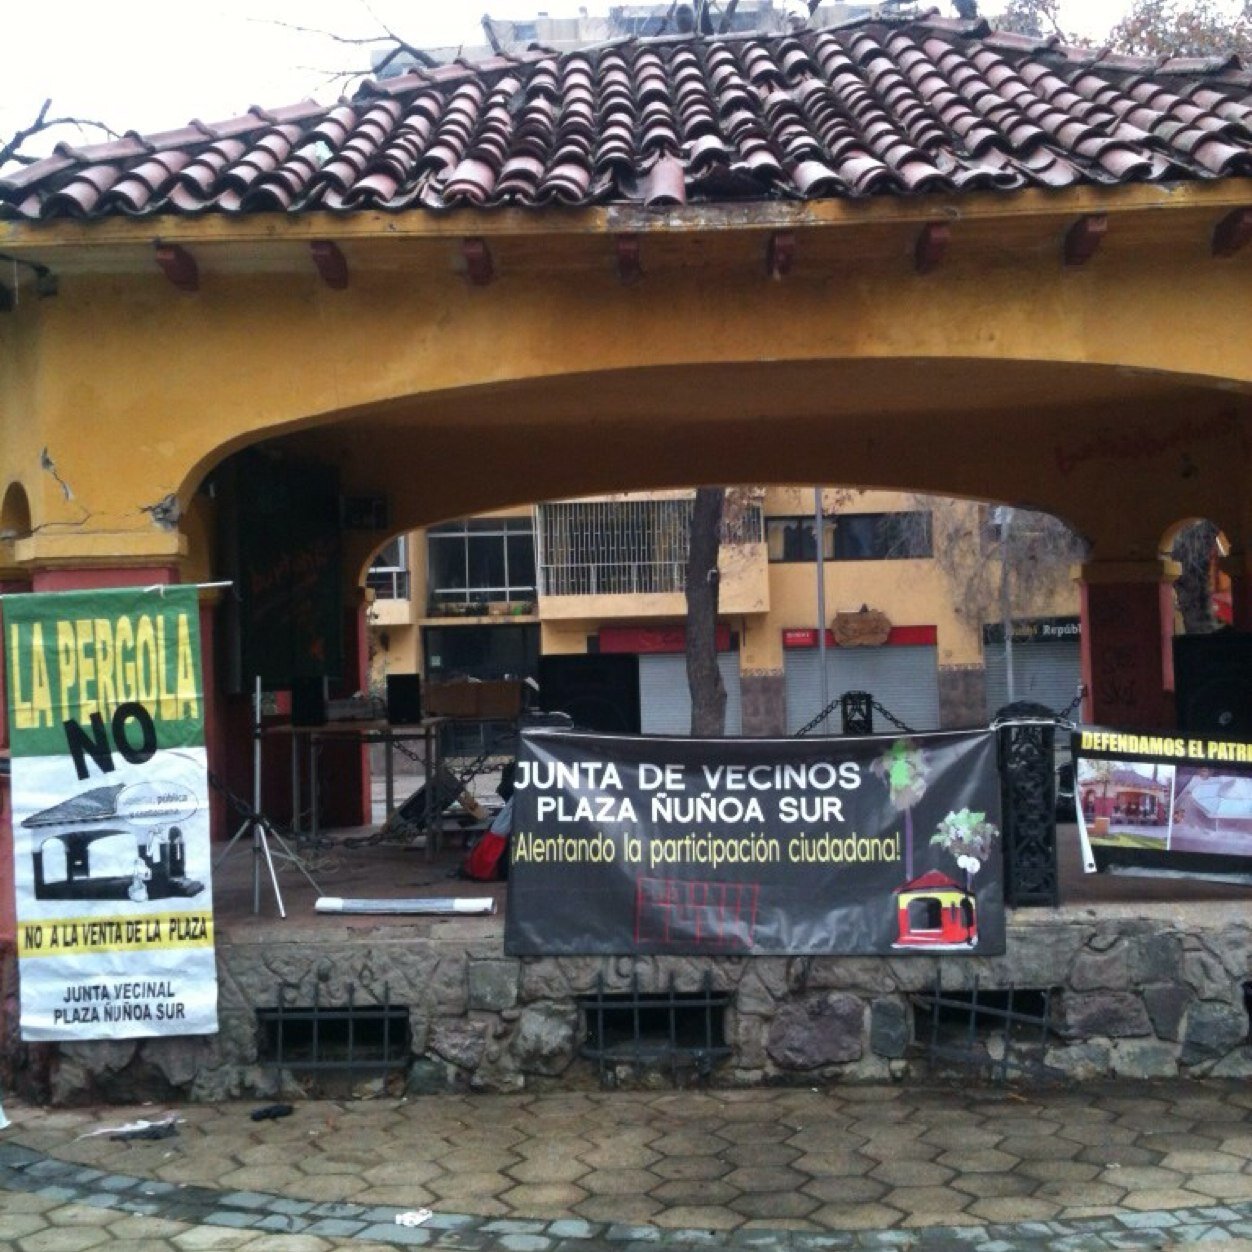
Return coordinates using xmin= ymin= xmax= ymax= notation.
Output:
xmin=214 ymin=677 xmax=322 ymax=917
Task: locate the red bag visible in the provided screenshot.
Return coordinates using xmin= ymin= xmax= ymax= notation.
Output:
xmin=461 ymin=831 xmax=508 ymax=881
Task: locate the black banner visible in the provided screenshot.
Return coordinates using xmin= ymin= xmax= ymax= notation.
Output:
xmin=1075 ymin=727 xmax=1252 ymax=884
xmin=504 ymin=729 xmax=1005 ymax=956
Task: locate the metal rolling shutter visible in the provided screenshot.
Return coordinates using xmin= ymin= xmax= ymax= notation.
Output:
xmin=639 ymin=652 xmax=743 ymax=736
xmin=985 ymin=640 xmax=1083 ymax=720
xmin=785 ymin=646 xmax=941 ymax=734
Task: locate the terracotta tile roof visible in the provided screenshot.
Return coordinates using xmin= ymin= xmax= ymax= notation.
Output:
xmin=4 ymin=13 xmax=1252 ymax=222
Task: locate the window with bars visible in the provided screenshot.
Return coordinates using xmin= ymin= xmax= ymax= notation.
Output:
xmin=537 ymin=498 xmax=763 ymax=597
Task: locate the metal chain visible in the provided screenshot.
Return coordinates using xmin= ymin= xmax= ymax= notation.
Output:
xmin=870 ymin=699 xmax=915 ymax=735
xmin=793 ymin=692 xmax=915 ymax=738
xmin=793 ymin=696 xmax=843 ymax=739
xmin=1058 ymin=684 xmax=1087 ymax=723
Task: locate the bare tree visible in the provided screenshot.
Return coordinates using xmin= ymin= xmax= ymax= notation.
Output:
xmin=1172 ymin=520 xmax=1224 ymax=634
xmin=911 ymin=497 xmax=1088 ymax=703
xmin=1107 ymin=0 xmax=1252 ymax=57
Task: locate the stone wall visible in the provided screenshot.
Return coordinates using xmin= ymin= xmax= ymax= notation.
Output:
xmin=16 ymin=911 xmax=1252 ymax=1103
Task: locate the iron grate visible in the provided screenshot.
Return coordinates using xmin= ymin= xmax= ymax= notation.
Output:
xmin=911 ymin=973 xmax=1060 ymax=1084
xmin=579 ymin=970 xmax=731 ymax=1087
xmin=257 ymin=981 xmax=409 ymax=1073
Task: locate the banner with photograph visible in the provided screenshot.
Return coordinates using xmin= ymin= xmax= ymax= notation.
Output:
xmin=505 ymin=728 xmax=1004 ymax=956
xmin=1075 ymin=727 xmax=1252 ymax=883
xmin=5 ymin=586 xmax=218 ymax=1040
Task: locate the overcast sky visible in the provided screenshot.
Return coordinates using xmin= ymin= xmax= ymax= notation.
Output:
xmin=0 ymin=1 xmax=1208 ymax=164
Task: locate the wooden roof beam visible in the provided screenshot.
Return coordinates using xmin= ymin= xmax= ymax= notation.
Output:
xmin=915 ymin=221 xmax=950 ymax=274
xmin=154 ymin=243 xmax=198 ymax=292
xmin=310 ymin=240 xmax=348 ymax=289
xmin=462 ymin=237 xmax=494 ymax=286
xmin=615 ymin=234 xmax=643 ymax=284
xmin=1064 ymin=214 xmax=1107 ymax=267
xmin=767 ymin=231 xmax=794 ymax=280
xmin=1212 ymin=207 xmax=1252 ymax=258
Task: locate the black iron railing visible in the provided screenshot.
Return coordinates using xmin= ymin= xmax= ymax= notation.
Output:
xmin=257 ymin=981 xmax=409 ymax=1073
xmin=912 ymin=972 xmax=1059 ymax=1083
xmin=579 ymin=971 xmax=731 ymax=1087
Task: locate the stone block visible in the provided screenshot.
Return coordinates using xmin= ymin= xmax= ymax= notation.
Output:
xmin=430 ymin=1018 xmax=487 ymax=1070
xmin=1069 ymin=942 xmax=1131 ymax=992
xmin=143 ymin=1035 xmax=220 ymax=1087
xmin=1143 ymin=982 xmax=1192 ymax=1042
xmin=1058 ymin=991 xmax=1151 ymax=1039
xmin=509 ymin=1004 xmax=578 ymax=1075
xmin=1109 ymin=1039 xmax=1178 ymax=1079
xmin=800 ymin=958 xmax=894 ymax=993
xmin=729 ymin=1011 xmax=767 ymax=1069
xmin=427 ymin=955 xmax=470 ymax=1014
xmin=1131 ymin=932 xmax=1184 ymax=984
xmin=996 ymin=923 xmax=1085 ymax=988
xmin=1182 ymin=945 xmax=1236 ymax=999
xmin=1043 ymin=1041 xmax=1110 ymax=1080
xmin=1181 ymin=1000 xmax=1249 ymax=1066
xmin=735 ymin=969 xmax=778 ymax=1016
xmin=468 ymin=960 xmax=520 ymax=1011
xmin=1208 ymin=1045 xmax=1252 ymax=1078
xmin=869 ymin=998 xmax=910 ymax=1058
xmin=766 ymin=992 xmax=864 ymax=1070
xmin=406 ymin=1058 xmax=451 ymax=1094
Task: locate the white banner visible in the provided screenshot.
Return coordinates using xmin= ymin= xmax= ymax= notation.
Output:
xmin=6 ymin=586 xmax=218 ymax=1040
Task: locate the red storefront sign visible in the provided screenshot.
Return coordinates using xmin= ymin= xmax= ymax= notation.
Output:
xmin=599 ymin=625 xmax=733 ymax=654
xmin=782 ymin=625 xmax=937 ymax=648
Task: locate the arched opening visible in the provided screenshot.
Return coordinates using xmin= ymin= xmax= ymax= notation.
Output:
xmin=1 ymin=482 xmax=31 ymax=541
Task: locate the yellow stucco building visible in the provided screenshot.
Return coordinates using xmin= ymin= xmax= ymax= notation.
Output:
xmin=2 ymin=11 xmax=1252 ymax=836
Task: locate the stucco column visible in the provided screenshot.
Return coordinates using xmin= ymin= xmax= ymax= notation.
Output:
xmin=1079 ymin=558 xmax=1178 ymax=730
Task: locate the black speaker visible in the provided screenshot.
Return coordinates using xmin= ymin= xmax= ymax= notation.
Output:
xmin=290 ymin=677 xmax=327 ymax=727
xmin=386 ymin=673 xmax=422 ymax=724
xmin=538 ymin=654 xmax=641 ymax=734
xmin=1174 ymin=632 xmax=1252 ymax=738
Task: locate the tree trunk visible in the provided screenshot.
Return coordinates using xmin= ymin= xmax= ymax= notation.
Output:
xmin=687 ymin=486 xmax=728 ymax=737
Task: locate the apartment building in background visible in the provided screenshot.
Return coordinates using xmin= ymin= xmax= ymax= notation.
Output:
xmin=366 ymin=487 xmax=1086 ymax=736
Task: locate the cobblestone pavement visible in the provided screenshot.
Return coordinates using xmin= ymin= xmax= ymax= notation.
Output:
xmin=7 ymin=1080 xmax=1252 ymax=1250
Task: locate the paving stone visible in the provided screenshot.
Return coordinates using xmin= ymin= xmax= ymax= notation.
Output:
xmin=1119 ymin=1211 xmax=1183 ymax=1229
xmin=359 ymin=1221 xmax=433 ymax=1245
xmin=966 ymin=1197 xmax=1063 ymax=1223
xmin=0 ymin=1214 xmax=49 ymax=1238
xmin=867 ymin=1160 xmax=954 ymax=1188
xmin=1121 ymin=1190 xmax=1211 ymax=1213
xmin=13 ymin=1226 xmax=112 ymax=1251
xmin=1187 ymin=1176 xmax=1252 ymax=1202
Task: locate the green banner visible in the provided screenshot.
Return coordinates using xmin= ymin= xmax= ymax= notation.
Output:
xmin=5 ymin=586 xmax=204 ymax=761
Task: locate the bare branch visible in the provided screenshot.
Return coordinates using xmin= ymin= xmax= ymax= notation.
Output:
xmin=0 ymin=99 xmax=119 ymax=171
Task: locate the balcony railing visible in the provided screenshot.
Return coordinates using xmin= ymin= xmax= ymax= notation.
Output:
xmin=537 ymin=498 xmax=763 ymax=599
xmin=367 ymin=568 xmax=411 ymax=600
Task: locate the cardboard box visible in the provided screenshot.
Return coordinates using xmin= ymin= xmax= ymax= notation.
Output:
xmin=425 ymin=680 xmax=523 ymax=720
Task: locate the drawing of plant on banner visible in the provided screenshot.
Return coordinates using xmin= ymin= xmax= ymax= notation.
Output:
xmin=931 ymin=809 xmax=1001 ymax=891
xmin=872 ymin=739 xmax=929 ymax=881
